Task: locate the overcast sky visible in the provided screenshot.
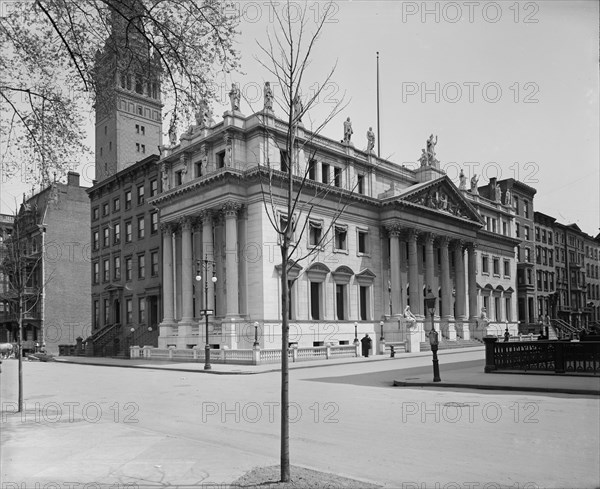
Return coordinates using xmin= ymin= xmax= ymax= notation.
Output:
xmin=1 ymin=0 xmax=598 ymax=236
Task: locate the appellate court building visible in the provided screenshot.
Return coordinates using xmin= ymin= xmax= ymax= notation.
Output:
xmin=149 ymin=101 xmax=519 ymax=350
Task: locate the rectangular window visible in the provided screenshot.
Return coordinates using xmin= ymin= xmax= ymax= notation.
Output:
xmin=535 ymin=227 xmax=540 ymax=241
xmin=150 ymin=179 xmax=158 ymax=197
xmin=280 ymin=150 xmax=289 ymax=172
xmin=136 ymin=143 xmax=140 ymax=152
xmin=138 ymin=298 xmax=146 ymax=323
xmin=358 ymin=230 xmax=368 ymax=254
xmin=138 ymin=254 xmax=145 ymax=279
xmin=175 ymin=171 xmax=183 ymax=186
xmin=537 ymin=270 xmax=542 ymax=290
xmin=93 ymin=262 xmax=99 ymax=284
xmin=141 ymin=144 xmax=145 ymax=154
xmin=151 ymin=251 xmax=159 ymax=277
xmin=310 ymin=282 xmax=321 ymax=320
xmin=93 ymin=300 xmax=99 ymax=329
xmin=505 ymin=297 xmax=511 ymax=322
xmin=502 ymin=221 xmax=507 ymax=236
xmin=503 ymin=260 xmax=510 ymax=277
xmin=114 ymin=256 xmax=121 ymax=280
xmin=359 ymin=286 xmax=369 ymax=320
xmin=125 ymin=190 xmax=132 ymax=210
xmin=93 ymin=230 xmax=99 ymax=251
xmin=336 ymin=284 xmax=346 ymax=320
xmin=482 ymin=256 xmax=489 ymax=274
xmin=309 ymin=221 xmax=322 ymax=247
xmin=308 ymin=159 xmax=316 ymax=180
xmin=125 ymin=221 xmax=132 ymax=242
xmin=126 ymin=299 xmax=133 ymax=324
xmin=103 ymin=259 xmax=110 ymax=282
xmin=93 ymin=207 xmax=99 ymax=221
xmin=333 ymin=167 xmax=342 ymax=187
xmin=195 ymin=161 xmax=202 ymax=178
xmin=113 ymin=198 xmax=120 ymax=212
xmin=151 ymin=212 xmax=158 ymax=234
xmin=334 ymin=226 xmax=347 ymax=250
xmin=321 ymin=163 xmax=330 ymax=184
xmin=141 ymin=126 xmax=145 ymax=135
xmin=524 ymin=201 xmax=529 ymax=218
xmin=524 ymin=226 xmax=530 ymax=240
xmin=357 ymin=174 xmax=364 ymax=194
xmin=114 ymin=223 xmax=121 ymax=244
xmin=103 ymin=202 xmax=109 ymax=216
xmin=548 ymin=232 xmax=553 ymax=245
xmin=217 ymin=151 xmax=225 ymax=168
xmin=103 ymin=227 xmax=110 ymax=247
xmin=125 ymin=257 xmax=132 ymax=281
xmin=137 ymin=185 xmax=145 ymax=205
xmin=137 ymin=216 xmax=145 ymax=239
xmin=104 ymin=299 xmax=110 ymax=326
xmin=515 ymin=223 xmax=520 ymax=238
xmin=525 ymin=247 xmax=531 ymax=262
xmin=135 ymin=124 xmax=140 ymax=134
xmin=493 ymin=258 xmax=500 ymax=275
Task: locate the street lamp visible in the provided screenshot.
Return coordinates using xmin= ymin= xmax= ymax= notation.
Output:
xmin=424 ymin=287 xmax=441 ymax=382
xmin=196 ymin=255 xmax=217 ymax=370
xmin=253 ymin=321 xmax=260 ymax=347
xmin=379 ymin=320 xmax=385 ymax=341
xmin=353 ymin=321 xmax=359 ymax=345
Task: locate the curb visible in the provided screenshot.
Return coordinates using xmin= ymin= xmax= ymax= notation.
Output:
xmin=392 ymin=379 xmax=600 ymax=396
xmin=52 ymin=346 xmax=485 ymax=375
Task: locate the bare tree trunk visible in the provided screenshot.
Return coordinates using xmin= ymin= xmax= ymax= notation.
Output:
xmin=280 ymin=246 xmax=290 ymax=481
xmin=18 ymin=292 xmax=23 ymax=412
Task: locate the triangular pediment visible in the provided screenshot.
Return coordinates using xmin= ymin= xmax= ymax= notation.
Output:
xmin=397 ymin=176 xmax=482 ymax=223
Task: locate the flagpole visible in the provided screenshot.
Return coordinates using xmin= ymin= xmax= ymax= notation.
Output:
xmin=376 ymin=51 xmax=381 ymax=157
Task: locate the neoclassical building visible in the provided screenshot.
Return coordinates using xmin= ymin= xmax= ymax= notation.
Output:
xmin=149 ymin=106 xmax=520 ymax=350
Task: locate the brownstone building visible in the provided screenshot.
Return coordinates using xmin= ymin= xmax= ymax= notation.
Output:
xmin=0 ymin=173 xmax=90 ymax=354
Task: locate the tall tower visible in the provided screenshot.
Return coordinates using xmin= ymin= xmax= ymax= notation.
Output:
xmin=94 ymin=0 xmax=163 ymax=182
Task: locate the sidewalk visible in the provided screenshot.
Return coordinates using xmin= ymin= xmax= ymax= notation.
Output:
xmin=52 ymin=346 xmax=483 ymax=374
xmin=393 ymin=365 xmax=600 ymax=396
xmin=50 ymin=347 xmax=600 ymax=395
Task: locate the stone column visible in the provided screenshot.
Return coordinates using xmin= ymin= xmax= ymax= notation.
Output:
xmin=424 ymin=233 xmax=435 ymax=302
xmin=388 ymin=224 xmax=402 ymax=316
xmin=468 ymin=243 xmax=479 ymax=321
xmin=223 ymin=201 xmax=240 ymax=316
xmin=407 ymin=230 xmax=422 ymax=317
xmin=440 ymin=236 xmax=456 ymax=340
xmin=200 ymin=210 xmax=215 ymax=313
xmin=454 ymin=240 xmax=468 ymax=339
xmin=179 ymin=217 xmax=194 ymax=325
xmin=159 ymin=223 xmax=174 ymax=346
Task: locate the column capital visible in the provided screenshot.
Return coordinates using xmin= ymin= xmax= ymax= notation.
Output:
xmin=452 ymin=239 xmax=465 ymax=251
xmin=467 ymin=241 xmax=479 ymax=251
xmin=424 ymin=232 xmax=436 ymax=245
xmin=178 ymin=216 xmax=193 ymax=231
xmin=407 ymin=229 xmax=421 ymax=242
xmin=437 ymin=235 xmax=450 ymax=247
xmin=198 ymin=209 xmax=214 ymax=222
xmin=160 ymin=222 xmax=173 ymax=234
xmin=385 ymin=223 xmax=402 ymax=237
xmin=222 ymin=201 xmax=242 ymax=218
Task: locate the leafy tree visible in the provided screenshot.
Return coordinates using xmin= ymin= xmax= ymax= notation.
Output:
xmin=0 ymin=0 xmax=240 ymax=185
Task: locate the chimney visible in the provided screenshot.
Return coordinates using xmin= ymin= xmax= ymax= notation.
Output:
xmin=67 ymin=172 xmax=80 ymax=187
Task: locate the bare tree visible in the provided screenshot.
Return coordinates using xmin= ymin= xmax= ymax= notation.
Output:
xmin=252 ymin=1 xmax=362 ymax=481
xmin=0 ymin=0 xmax=240 ymax=185
xmin=0 ymin=200 xmax=51 ymax=412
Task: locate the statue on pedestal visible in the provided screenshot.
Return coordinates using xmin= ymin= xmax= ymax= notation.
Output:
xmin=495 ymin=184 xmax=502 ymax=202
xmin=504 ymin=188 xmax=512 ymax=206
xmin=419 ymin=149 xmax=428 ymax=167
xmin=366 ymin=127 xmax=375 ymax=152
xmin=229 ymin=83 xmax=240 ymax=111
xmin=459 ymin=169 xmax=467 ymax=190
xmin=168 ymin=125 xmax=177 ymax=147
xmin=404 ymin=305 xmax=417 ymax=327
xmin=264 ymin=82 xmax=274 ymax=111
xmin=470 ymin=174 xmax=479 ymax=194
xmin=343 ymin=117 xmax=353 ymax=144
xmin=478 ymin=307 xmax=489 ymax=328
xmin=426 ymin=134 xmax=437 ymax=162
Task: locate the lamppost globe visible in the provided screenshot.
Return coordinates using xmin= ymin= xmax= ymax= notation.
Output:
xmin=195 ymin=274 xmax=201 ymax=281
xmin=253 ymin=321 xmax=260 ymax=347
xmin=212 ymin=276 xmax=217 ymax=283
xmin=379 ymin=320 xmax=384 ymax=341
xmin=353 ymin=321 xmax=358 ymax=345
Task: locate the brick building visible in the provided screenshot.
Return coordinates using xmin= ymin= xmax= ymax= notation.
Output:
xmin=0 ymin=214 xmax=15 ymax=342
xmin=87 ymin=155 xmax=162 ymax=356
xmin=0 ymin=173 xmax=90 ymax=354
xmin=534 ymin=211 xmax=557 ymax=320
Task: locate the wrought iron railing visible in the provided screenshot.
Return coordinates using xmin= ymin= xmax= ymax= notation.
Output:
xmin=484 ymin=337 xmax=600 ymax=375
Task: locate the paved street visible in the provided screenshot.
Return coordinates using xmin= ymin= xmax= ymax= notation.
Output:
xmin=1 ymin=351 xmax=599 ymax=488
